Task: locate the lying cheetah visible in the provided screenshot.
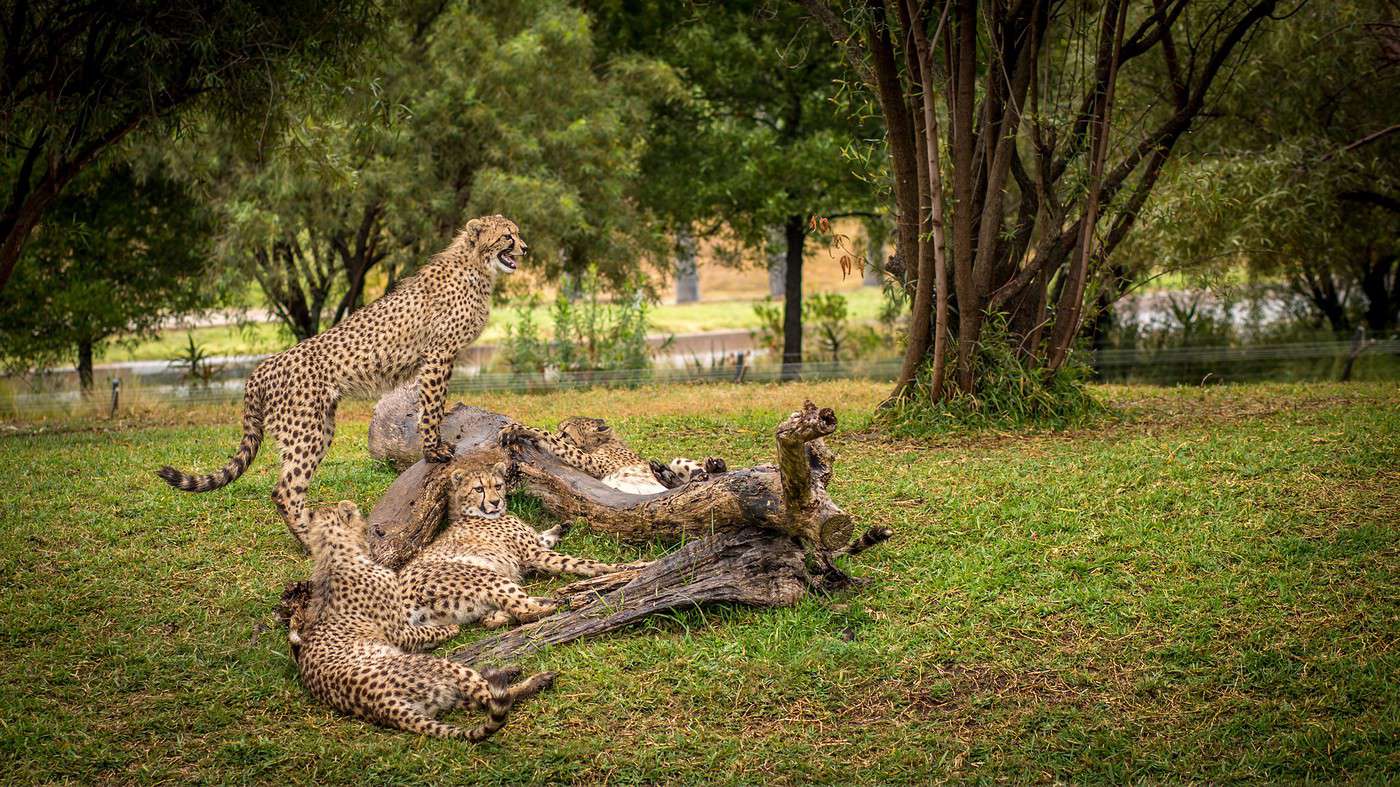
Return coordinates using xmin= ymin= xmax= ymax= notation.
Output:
xmin=157 ymin=216 xmax=526 ymax=551
xmin=400 ymin=462 xmax=641 ymax=628
xmin=288 ymin=499 xmax=554 ymax=740
xmin=501 ymin=417 xmax=726 ymax=495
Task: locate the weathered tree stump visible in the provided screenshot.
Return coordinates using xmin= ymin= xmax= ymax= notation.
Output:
xmin=450 ymin=525 xmax=817 ymax=666
xmin=279 ymin=386 xmax=888 ymax=666
xmin=367 ymin=384 xmax=855 ymax=551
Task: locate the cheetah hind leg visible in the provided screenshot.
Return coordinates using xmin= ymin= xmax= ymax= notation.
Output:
xmin=269 ymin=406 xmax=333 ymax=553
xmin=649 ymin=459 xmax=685 ymax=489
xmin=479 ymin=666 xmax=557 ymax=703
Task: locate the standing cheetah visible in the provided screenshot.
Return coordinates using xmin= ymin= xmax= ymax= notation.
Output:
xmin=288 ymin=499 xmax=555 ymax=740
xmin=157 ymin=216 xmax=526 ymax=550
xmin=400 ymin=461 xmax=643 ymax=629
xmin=500 ymin=417 xmax=726 ymax=495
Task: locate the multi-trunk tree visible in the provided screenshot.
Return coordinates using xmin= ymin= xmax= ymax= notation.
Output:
xmin=797 ymin=0 xmax=1283 ymax=402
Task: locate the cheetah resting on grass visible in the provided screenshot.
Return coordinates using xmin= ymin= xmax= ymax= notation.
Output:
xmin=400 ymin=461 xmax=643 ymax=629
xmin=157 ymin=216 xmax=526 ymax=550
xmin=288 ymin=500 xmax=555 ymax=740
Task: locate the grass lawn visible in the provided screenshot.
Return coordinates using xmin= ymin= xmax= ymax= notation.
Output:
xmin=104 ymin=289 xmax=888 ymax=363
xmin=0 ymin=381 xmax=1396 ymax=782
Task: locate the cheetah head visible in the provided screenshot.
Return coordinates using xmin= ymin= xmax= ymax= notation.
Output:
xmin=558 ymin=416 xmax=613 ymax=451
xmin=306 ymin=499 xmax=368 ymax=558
xmin=449 ymin=462 xmax=509 ymax=519
xmin=463 ymin=214 xmax=527 ymax=275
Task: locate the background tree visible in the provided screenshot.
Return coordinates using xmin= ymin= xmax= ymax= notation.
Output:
xmin=0 ymin=162 xmax=220 ymax=390
xmin=1126 ymin=0 xmax=1399 ymax=333
xmin=190 ymin=0 xmax=667 ymax=340
xmin=798 ymin=0 xmax=1283 ymax=402
xmin=588 ymin=0 xmax=882 ymax=376
xmin=0 ymin=0 xmax=375 ymax=294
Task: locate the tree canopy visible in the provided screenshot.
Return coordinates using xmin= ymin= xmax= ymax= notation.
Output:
xmin=1125 ymin=0 xmax=1399 ymax=332
xmin=588 ymin=0 xmax=883 ymax=371
xmin=0 ymin=0 xmax=377 ymax=294
xmin=189 ymin=0 xmax=669 ymax=340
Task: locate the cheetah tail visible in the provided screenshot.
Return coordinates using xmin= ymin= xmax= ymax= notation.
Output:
xmin=156 ymin=395 xmax=265 ymax=493
xmin=462 ymin=674 xmax=515 ymax=743
xmin=835 ymin=526 xmax=894 ymax=557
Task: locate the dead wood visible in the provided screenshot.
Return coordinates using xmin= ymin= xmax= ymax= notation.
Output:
xmin=278 ymin=388 xmax=884 ymax=667
xmin=367 ymin=385 xmax=855 ymax=552
xmin=449 ymin=524 xmax=890 ymax=667
xmin=363 ymin=398 xmax=512 ymax=570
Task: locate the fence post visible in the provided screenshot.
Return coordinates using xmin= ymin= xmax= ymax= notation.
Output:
xmin=734 ymin=352 xmax=747 ymax=383
xmin=109 ymin=378 xmax=121 ymax=418
xmin=1340 ymin=326 xmax=1371 ymax=382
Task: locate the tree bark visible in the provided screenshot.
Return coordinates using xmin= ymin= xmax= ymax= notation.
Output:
xmin=781 ymin=214 xmax=806 ymax=380
xmin=77 ymin=338 xmax=95 ymax=394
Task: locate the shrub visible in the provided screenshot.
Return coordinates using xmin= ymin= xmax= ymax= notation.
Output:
xmin=882 ymin=317 xmax=1107 ymax=436
xmin=500 ymin=265 xmax=658 ymax=379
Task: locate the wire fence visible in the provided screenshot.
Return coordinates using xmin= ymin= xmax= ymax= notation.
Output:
xmin=3 ymin=338 xmax=1396 ymax=419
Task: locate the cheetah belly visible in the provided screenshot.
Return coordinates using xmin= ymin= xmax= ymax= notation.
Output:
xmin=602 ymin=465 xmax=668 ymax=495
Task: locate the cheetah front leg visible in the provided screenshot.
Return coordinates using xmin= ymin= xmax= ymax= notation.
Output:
xmin=389 ymin=622 xmax=462 ymax=651
xmin=537 ymin=521 xmax=571 ymax=549
xmin=416 ymin=354 xmax=456 ymax=464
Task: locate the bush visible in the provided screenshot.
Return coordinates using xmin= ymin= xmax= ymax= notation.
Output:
xmin=881 ymin=317 xmax=1107 ymax=436
xmin=501 ymin=265 xmax=659 ymax=380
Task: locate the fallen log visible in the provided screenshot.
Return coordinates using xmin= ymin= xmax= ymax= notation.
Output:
xmin=278 ymin=389 xmax=888 ymax=667
xmin=367 ymin=385 xmax=854 ymax=551
xmin=451 ymin=525 xmax=839 ymax=666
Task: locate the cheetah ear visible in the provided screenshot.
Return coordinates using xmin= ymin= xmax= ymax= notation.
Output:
xmin=337 ymin=500 xmax=358 ymax=519
xmin=491 ymin=461 xmax=508 ymax=478
xmin=449 ymin=468 xmax=466 ymax=485
xmin=461 ymin=217 xmax=485 ymax=247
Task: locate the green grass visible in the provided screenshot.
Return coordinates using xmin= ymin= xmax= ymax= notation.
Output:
xmin=106 ymin=289 xmax=887 ymax=363
xmin=1 ymin=381 xmax=1396 ymax=782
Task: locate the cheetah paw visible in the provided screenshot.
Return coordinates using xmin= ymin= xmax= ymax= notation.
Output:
xmin=423 ymin=443 xmax=455 ymax=463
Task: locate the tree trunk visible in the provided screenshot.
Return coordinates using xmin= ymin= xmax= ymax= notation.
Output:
xmin=77 ymin=338 xmax=95 ymax=394
xmin=781 ymin=214 xmax=805 ymax=380
xmin=768 ymin=226 xmax=787 ymax=298
xmin=0 ymin=197 xmax=49 ymax=295
xmin=674 ymin=229 xmax=700 ymax=304
xmin=1359 ymin=252 xmax=1398 ymax=331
